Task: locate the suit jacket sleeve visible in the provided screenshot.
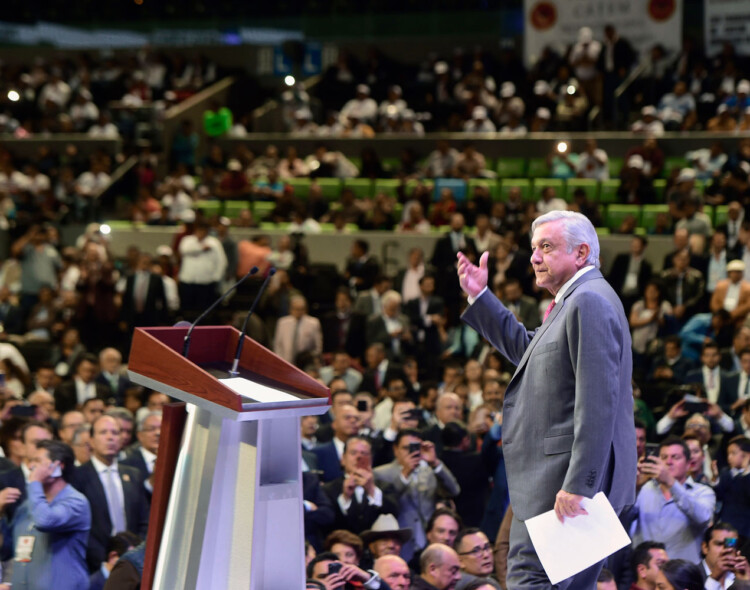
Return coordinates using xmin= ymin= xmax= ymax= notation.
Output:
xmin=562 ymin=290 xmax=629 ymax=498
xmin=461 ymin=290 xmax=534 ymax=366
xmin=435 ymin=462 xmax=461 ymax=498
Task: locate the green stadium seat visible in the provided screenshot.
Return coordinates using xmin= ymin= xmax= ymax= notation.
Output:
xmin=527 ymin=158 xmax=549 ymax=178
xmin=606 ymin=204 xmax=641 ymax=231
xmin=315 ymin=178 xmax=343 ymax=200
xmin=565 ymin=178 xmax=599 ymax=203
xmin=343 ymin=178 xmax=374 ymax=198
xmin=653 ymin=179 xmax=667 ymax=201
xmin=715 ymin=205 xmax=730 ymax=227
xmin=259 ymin=222 xmax=286 ymax=230
xmin=405 ymin=178 xmax=435 ymax=196
xmin=105 ymin=220 xmax=134 ymax=230
xmin=532 ymin=178 xmax=565 ymax=201
xmin=608 ymin=158 xmax=624 ymax=178
xmin=664 ymin=157 xmax=688 ymax=176
xmin=641 ymin=204 xmax=669 ymax=231
xmin=468 ymin=178 xmax=499 ymax=200
xmin=598 ymin=179 xmax=620 ymax=204
xmin=374 ymin=178 xmax=401 ymax=197
xmin=285 ymin=178 xmax=312 ymax=199
xmin=499 ymin=179 xmax=532 ymax=202
xmin=381 ymin=158 xmax=401 ymax=175
xmin=595 ymin=227 xmax=611 ymax=236
xmin=226 ymin=201 xmax=251 ymax=219
xmin=195 ymin=200 xmax=221 ymax=217
xmin=634 ymin=226 xmax=647 ymax=236
xmin=496 ymin=157 xmax=526 ymax=178
xmin=252 ymin=201 xmax=275 ymax=220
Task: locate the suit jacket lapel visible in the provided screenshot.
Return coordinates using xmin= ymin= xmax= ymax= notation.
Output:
xmin=87 ymin=463 xmax=112 ymax=530
xmin=509 ymin=269 xmax=602 ymax=382
xmin=119 ymin=465 xmax=133 ymax=528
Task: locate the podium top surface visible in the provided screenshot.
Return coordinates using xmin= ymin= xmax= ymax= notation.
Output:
xmin=128 ymin=326 xmax=330 ymax=415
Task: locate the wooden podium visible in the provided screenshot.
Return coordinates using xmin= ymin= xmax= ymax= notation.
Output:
xmin=127 ymin=326 xmax=330 ymax=590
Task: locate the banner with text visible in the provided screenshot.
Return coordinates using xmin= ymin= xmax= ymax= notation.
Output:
xmin=705 ymin=0 xmax=750 ymax=57
xmin=523 ymin=0 xmax=682 ymax=68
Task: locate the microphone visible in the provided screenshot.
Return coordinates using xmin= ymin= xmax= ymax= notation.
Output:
xmin=182 ymin=267 xmax=259 ymax=358
xmin=228 ymin=267 xmax=276 ymax=376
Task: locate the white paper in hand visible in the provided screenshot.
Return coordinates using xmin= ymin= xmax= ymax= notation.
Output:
xmin=525 ymin=492 xmax=630 ymax=585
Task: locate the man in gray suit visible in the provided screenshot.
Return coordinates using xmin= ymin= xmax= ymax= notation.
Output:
xmin=457 ymin=210 xmax=637 ymax=589
xmin=373 ymin=429 xmax=460 ymax=563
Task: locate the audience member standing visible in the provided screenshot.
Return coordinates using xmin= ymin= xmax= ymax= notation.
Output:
xmin=177 ymin=220 xmax=227 ymax=318
xmin=6 ymin=440 xmax=90 ymax=590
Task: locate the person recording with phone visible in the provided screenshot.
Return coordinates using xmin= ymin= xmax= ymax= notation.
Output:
xmin=374 ymin=430 xmax=460 ymax=562
xmin=632 ymin=436 xmax=715 ymax=562
xmin=2 ymin=439 xmax=91 ymax=590
xmin=699 ymin=523 xmax=750 ymax=589
xmin=323 ymin=436 xmax=398 ymax=535
xmin=307 ymin=551 xmax=390 ymax=590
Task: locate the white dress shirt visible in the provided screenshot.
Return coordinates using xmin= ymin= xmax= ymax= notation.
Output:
xmin=91 ymin=456 xmax=126 ymax=534
xmin=75 ymin=377 xmax=96 ymax=407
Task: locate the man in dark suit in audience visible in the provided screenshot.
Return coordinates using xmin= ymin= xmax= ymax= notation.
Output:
xmin=648 ymin=335 xmax=698 ymax=383
xmin=71 ymin=415 xmax=149 ymax=572
xmin=54 ymin=353 xmax=112 ymax=415
xmin=95 ymin=348 xmax=131 ymax=407
xmin=500 ymin=277 xmax=540 ymax=330
xmin=119 ymin=252 xmax=168 ymax=329
xmin=607 ymin=235 xmax=653 ymax=315
xmin=431 ymin=213 xmax=476 ymax=324
xmin=312 ymin=403 xmax=360 ymax=482
xmin=321 ymin=287 xmax=367 ymax=360
xmin=121 ymin=411 xmax=161 ymax=503
xmin=405 ymin=274 xmax=445 ymax=378
xmin=322 ymin=436 xmax=398 ymax=534
xmin=660 ymin=248 xmax=706 ymax=324
xmin=360 ymin=343 xmax=410 ymax=399
xmin=440 ymin=421 xmax=490 ymax=527
xmin=345 ymin=239 xmax=381 ymax=294
xmin=421 ymin=392 xmax=464 ymax=459
xmin=684 ymin=341 xmax=737 ymax=415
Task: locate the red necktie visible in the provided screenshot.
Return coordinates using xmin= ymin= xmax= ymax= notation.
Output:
xmin=543 ymin=300 xmax=556 ymax=323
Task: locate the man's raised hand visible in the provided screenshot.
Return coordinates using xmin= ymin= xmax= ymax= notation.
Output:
xmin=457 ymin=251 xmax=489 ymax=298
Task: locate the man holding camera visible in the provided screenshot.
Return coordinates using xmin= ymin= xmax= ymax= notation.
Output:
xmin=699 ymin=523 xmax=750 ymax=589
xmin=632 ymin=436 xmax=715 ymax=562
xmin=374 ymin=429 xmax=460 ymax=562
xmin=323 ymin=436 xmax=398 ymax=535
xmin=306 ymin=551 xmax=390 ymax=589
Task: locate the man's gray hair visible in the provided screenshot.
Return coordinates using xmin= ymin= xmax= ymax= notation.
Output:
xmin=105 ymin=407 xmax=134 ymax=423
xmin=531 ymin=210 xmax=600 ymax=269
xmin=71 ymin=424 xmax=90 ymax=446
xmin=137 ymin=410 xmax=162 ymax=432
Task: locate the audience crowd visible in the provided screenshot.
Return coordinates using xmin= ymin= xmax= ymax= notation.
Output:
xmin=244 ymin=26 xmax=750 ymax=136
xmin=2 ymin=30 xmax=750 ymax=590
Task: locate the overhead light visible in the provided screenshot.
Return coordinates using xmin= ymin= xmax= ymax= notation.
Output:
xmin=7 ymin=90 xmax=19 ymax=102
xmin=284 ymin=75 xmax=295 ymax=87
